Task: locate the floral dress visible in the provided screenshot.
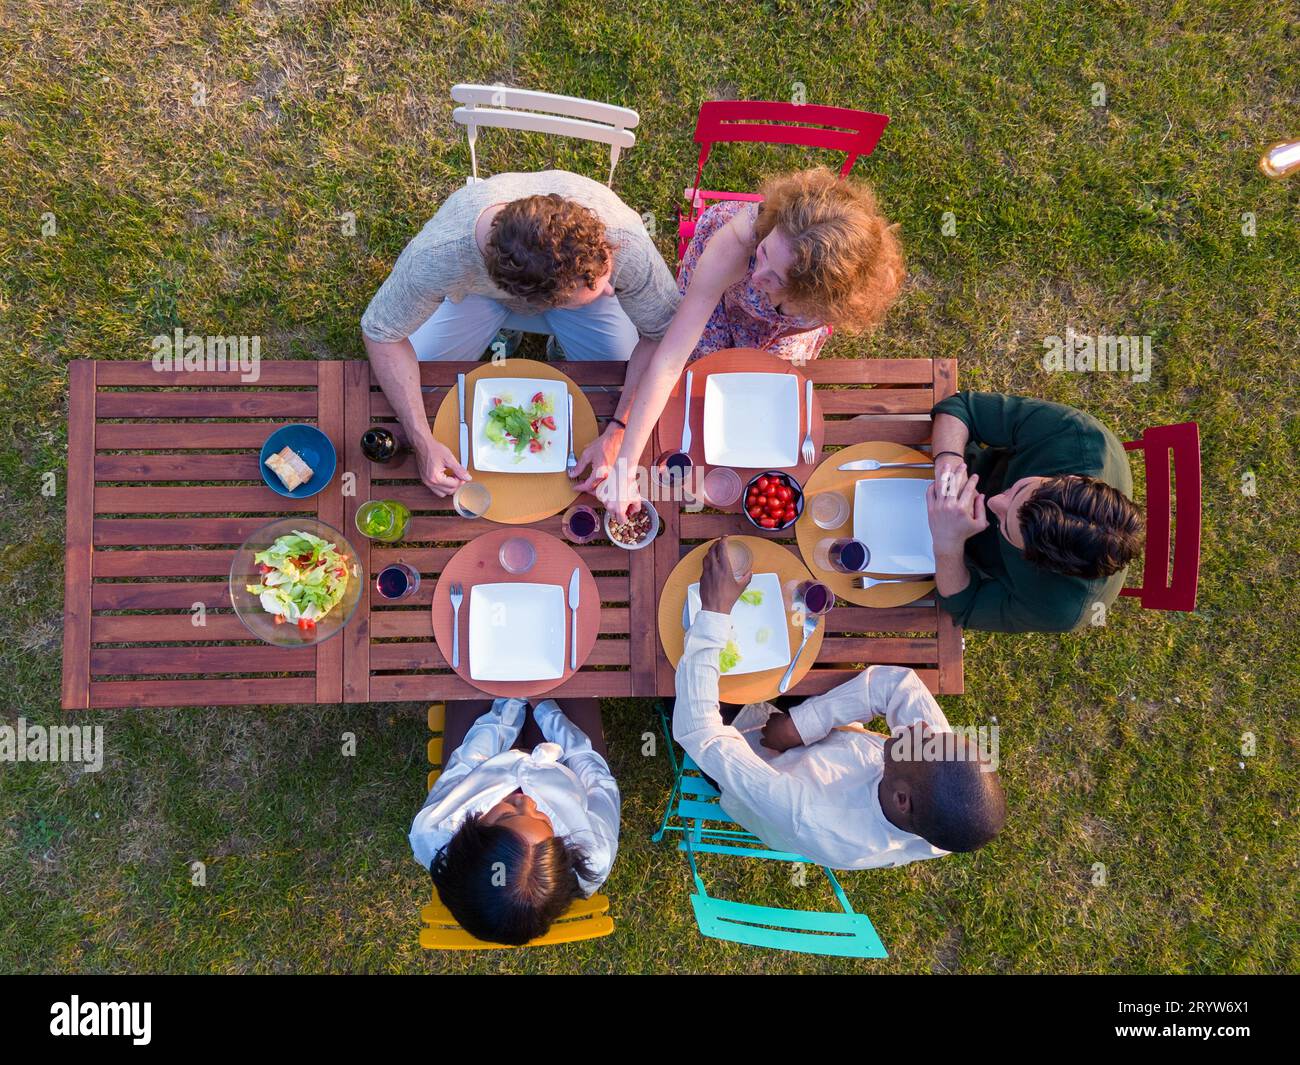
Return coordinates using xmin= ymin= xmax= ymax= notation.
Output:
xmin=677 ymin=200 xmax=831 ymax=364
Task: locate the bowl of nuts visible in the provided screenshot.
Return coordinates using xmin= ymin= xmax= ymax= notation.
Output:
xmin=605 ymin=501 xmax=660 ymax=550
xmin=742 ymin=471 xmax=804 ymax=532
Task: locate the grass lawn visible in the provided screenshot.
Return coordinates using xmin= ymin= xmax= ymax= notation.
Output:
xmin=1 ymin=0 xmax=1296 ymax=973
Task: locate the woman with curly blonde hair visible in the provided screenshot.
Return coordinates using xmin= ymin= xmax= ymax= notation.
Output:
xmin=571 ymin=167 xmax=906 ymax=520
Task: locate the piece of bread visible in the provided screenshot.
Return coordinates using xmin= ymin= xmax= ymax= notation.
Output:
xmin=266 ymin=446 xmax=313 ymax=491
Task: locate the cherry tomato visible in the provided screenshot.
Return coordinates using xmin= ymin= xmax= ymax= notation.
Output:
xmin=532 ymin=391 xmax=544 ymax=404
xmin=541 ymin=415 xmax=557 ymax=430
xmin=783 ymin=506 xmax=797 ymax=521
xmin=759 ymin=516 xmax=778 ymax=528
xmin=748 ymin=506 xmax=765 ymax=520
xmin=756 ymin=476 xmax=770 ymax=491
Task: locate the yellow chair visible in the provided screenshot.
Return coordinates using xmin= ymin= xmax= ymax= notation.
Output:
xmin=419 ymin=703 xmax=615 ymax=950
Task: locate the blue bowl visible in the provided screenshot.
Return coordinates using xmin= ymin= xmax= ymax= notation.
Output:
xmin=259 ymin=424 xmax=337 ymax=498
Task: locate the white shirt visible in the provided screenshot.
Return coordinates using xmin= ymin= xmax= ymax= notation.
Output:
xmin=673 ymin=610 xmax=951 ymax=871
xmin=409 ymin=698 xmax=620 ymax=895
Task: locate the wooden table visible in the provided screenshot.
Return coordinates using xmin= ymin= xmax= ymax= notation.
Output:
xmin=62 ymin=357 xmax=960 ymax=709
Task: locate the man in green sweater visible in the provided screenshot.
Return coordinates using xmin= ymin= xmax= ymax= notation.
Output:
xmin=925 ymin=392 xmax=1145 ymax=633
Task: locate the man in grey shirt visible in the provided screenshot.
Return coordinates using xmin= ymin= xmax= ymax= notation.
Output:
xmin=360 ymin=170 xmax=680 ymax=497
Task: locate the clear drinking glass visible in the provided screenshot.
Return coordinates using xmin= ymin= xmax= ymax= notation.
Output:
xmin=784 ymin=578 xmax=835 ymax=617
xmin=653 ymin=450 xmax=693 ymax=490
xmin=814 ymin=537 xmax=871 ymax=574
xmin=562 ymin=503 xmax=600 ymax=544
xmin=499 ymin=537 xmax=536 ymax=575
xmin=355 ymin=500 xmax=411 ymax=543
xmin=725 ymin=539 xmax=753 ymax=581
xmin=452 ymin=481 xmax=492 ymax=519
xmin=702 ymin=467 xmax=742 ymax=508
xmin=375 ymin=562 xmax=420 ymax=601
xmin=810 ymin=490 xmax=850 ymax=530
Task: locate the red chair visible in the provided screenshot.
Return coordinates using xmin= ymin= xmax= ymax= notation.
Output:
xmin=1121 ymin=422 xmax=1201 ymax=611
xmin=677 ymin=100 xmax=891 ymax=260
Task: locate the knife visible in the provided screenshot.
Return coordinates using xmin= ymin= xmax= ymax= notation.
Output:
xmin=680 ymin=370 xmax=694 ymax=455
xmin=837 ymin=459 xmax=934 ymax=472
xmin=567 ymin=567 xmax=581 ymax=670
xmin=456 ymin=372 xmax=469 ymax=469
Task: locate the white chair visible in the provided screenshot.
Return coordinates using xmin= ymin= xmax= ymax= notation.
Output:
xmin=450 ymin=84 xmax=639 ymax=187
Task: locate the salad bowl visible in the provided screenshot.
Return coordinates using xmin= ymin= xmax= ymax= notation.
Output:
xmin=229 ymin=517 xmax=364 ymax=647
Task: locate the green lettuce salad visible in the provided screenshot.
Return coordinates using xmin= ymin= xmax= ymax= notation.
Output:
xmin=246 ymin=530 xmax=351 ymax=631
xmin=719 ymin=639 xmax=742 ymax=674
xmin=484 ymin=390 xmax=557 ymax=457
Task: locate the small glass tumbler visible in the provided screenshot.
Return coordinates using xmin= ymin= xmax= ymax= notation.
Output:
xmin=499 ymin=536 xmax=537 ymax=575
xmin=810 ymin=491 xmax=850 ymax=530
xmin=814 ymin=537 xmax=871 ymax=574
xmin=702 ymin=467 xmax=742 ymax=508
xmin=453 ymin=481 xmax=492 ymax=519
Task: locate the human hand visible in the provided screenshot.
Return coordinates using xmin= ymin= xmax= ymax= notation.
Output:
xmin=414 ymin=434 xmax=471 ymax=498
xmin=760 ymin=710 xmax=805 ymax=753
xmin=926 ymin=468 xmax=988 ymax=553
xmin=700 ymin=536 xmax=749 ymax=616
xmin=596 ymin=457 xmax=642 ymax=524
xmin=933 ymin=451 xmax=967 ymax=487
xmin=570 ymin=424 xmax=626 ymax=494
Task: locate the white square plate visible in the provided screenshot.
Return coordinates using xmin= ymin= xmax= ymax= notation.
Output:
xmin=468 ymin=582 xmax=566 ymax=681
xmin=472 ymin=377 xmax=569 ymax=474
xmin=702 ymin=373 xmax=800 ymax=468
xmin=852 ymin=478 xmax=936 ymax=574
xmin=686 ymin=571 xmax=790 ymax=676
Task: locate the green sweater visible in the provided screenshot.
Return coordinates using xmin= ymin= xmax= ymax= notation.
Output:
xmin=930 ymin=392 xmax=1133 ymax=633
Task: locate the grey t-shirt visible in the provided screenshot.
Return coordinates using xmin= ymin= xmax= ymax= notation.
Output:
xmin=361 ymin=170 xmax=680 ymax=343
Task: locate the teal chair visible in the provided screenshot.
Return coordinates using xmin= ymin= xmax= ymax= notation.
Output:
xmin=652 ymin=704 xmax=887 ymax=958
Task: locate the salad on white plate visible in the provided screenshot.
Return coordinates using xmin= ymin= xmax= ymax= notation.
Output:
xmin=245 ymin=529 xmax=351 ymax=633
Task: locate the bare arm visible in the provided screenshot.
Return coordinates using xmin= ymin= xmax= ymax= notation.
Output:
xmin=602 ymin=217 xmax=752 ymax=520
xmin=569 ymin=335 xmax=657 ymax=493
xmin=363 ymin=334 xmax=469 ymax=497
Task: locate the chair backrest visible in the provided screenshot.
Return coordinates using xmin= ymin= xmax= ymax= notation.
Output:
xmin=420 ymin=891 xmax=614 ymax=950
xmin=419 ymin=702 xmax=615 ymax=950
xmin=1121 ymin=422 xmax=1201 ymax=611
xmin=678 ymin=99 xmax=890 ymax=258
xmin=687 ymin=872 xmax=887 ymax=958
xmin=450 ymin=84 xmax=639 ymax=186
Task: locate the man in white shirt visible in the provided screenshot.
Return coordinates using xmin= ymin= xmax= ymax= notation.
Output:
xmin=673 ymin=538 xmax=1006 ymax=871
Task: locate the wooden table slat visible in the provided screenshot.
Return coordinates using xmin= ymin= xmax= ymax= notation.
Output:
xmin=96 ymin=392 xmax=318 ymax=418
xmin=61 ymin=361 xmax=96 ymax=709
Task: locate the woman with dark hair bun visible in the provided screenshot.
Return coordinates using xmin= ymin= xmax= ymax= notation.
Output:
xmin=410 ymin=698 xmax=619 ymax=946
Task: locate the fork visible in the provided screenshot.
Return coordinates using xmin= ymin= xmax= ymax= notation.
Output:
xmin=565 ymin=392 xmax=577 ymax=475
xmin=779 ymin=612 xmax=819 ymax=694
xmin=800 ymin=379 xmax=815 ymax=465
xmin=852 ymin=574 xmax=935 ymax=589
xmin=449 ymin=583 xmax=464 ymax=668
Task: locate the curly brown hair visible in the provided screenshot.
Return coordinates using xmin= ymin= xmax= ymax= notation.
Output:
xmin=483 ymin=194 xmax=612 ymax=306
xmin=752 ymin=167 xmax=905 ymax=332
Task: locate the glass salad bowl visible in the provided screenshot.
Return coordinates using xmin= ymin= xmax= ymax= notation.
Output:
xmin=229 ymin=517 xmax=364 ymax=647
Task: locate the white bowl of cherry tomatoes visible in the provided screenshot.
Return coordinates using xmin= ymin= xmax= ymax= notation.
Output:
xmin=742 ymin=471 xmax=803 ymax=532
